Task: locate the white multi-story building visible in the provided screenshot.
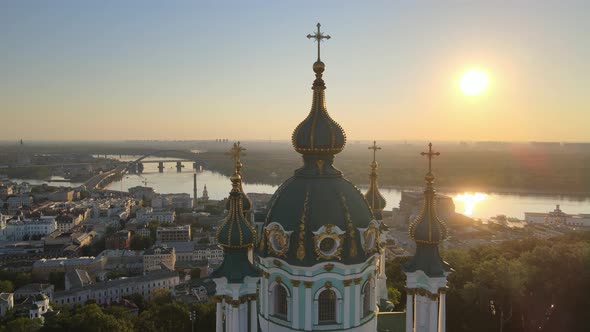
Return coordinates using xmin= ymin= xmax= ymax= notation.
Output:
xmin=136 ymin=207 xmax=175 ymax=224
xmin=32 ymin=257 xmax=106 ymax=279
xmin=55 ymin=214 xmax=84 ymax=232
xmin=525 ymin=205 xmax=590 ymax=227
xmin=143 ymin=245 xmax=176 ymax=272
xmin=4 ymin=216 xmax=57 ymax=241
xmin=194 ymin=244 xmax=224 ymax=265
xmin=54 ymin=270 xmax=179 ymax=307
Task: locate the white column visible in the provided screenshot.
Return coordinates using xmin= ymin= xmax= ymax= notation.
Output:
xmin=232 ymin=305 xmax=239 ymax=332
xmin=439 ymin=292 xmax=446 ymax=332
xmin=354 ymin=278 xmax=361 ymax=326
xmin=226 ymin=304 xmax=232 ymax=332
xmin=428 ymin=296 xmax=438 ymax=332
xmin=343 ymin=281 xmax=351 ymax=329
xmin=406 ymin=293 xmax=414 ymax=332
xmin=216 ymin=300 xmax=223 ymax=332
xmin=292 ymin=282 xmax=300 ymax=329
xmin=304 ymin=282 xmax=312 ymax=331
xmin=240 ymin=303 xmax=247 ymax=332
xmin=250 ymin=299 xmax=257 ymax=332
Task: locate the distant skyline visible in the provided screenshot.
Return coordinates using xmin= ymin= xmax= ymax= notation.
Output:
xmin=1 ymin=1 xmax=589 ymax=142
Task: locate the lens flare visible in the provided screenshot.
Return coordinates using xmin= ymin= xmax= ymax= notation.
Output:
xmin=454 ymin=192 xmax=488 ymax=216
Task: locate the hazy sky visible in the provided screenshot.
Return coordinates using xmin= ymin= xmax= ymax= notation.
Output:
xmin=1 ymin=1 xmax=588 ymax=142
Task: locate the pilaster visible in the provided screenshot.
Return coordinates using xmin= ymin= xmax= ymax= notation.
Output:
xmin=353 ymin=277 xmax=361 ymax=326
xmin=304 ymin=281 xmax=313 ymax=331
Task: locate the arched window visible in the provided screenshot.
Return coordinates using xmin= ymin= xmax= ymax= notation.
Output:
xmin=274 ymin=284 xmax=288 ymax=319
xmin=363 ymin=281 xmax=373 ymax=316
xmin=318 ymin=289 xmax=337 ymax=324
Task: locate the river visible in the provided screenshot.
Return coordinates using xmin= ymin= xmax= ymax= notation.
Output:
xmin=103 ymin=158 xmax=590 ymax=220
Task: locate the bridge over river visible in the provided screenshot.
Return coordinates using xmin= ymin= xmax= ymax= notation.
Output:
xmin=83 ymin=150 xmax=209 ymax=190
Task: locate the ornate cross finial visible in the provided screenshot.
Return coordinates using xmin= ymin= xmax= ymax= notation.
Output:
xmin=420 ymin=142 xmax=440 ymax=174
xmin=368 ymin=140 xmax=381 ymax=164
xmin=307 ymin=23 xmax=331 ymax=61
xmin=226 ymin=142 xmax=246 ymax=170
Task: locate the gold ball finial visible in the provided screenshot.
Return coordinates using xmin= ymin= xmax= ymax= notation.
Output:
xmin=230 ymin=172 xmax=241 ymax=184
xmin=313 ymin=61 xmax=325 ymax=74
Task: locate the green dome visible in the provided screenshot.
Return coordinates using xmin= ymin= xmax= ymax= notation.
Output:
xmin=259 ymin=162 xmax=374 ymax=266
xmin=405 ymin=165 xmax=451 ymax=277
xmin=216 ymin=174 xmax=257 ymax=248
xmin=365 ymin=161 xmax=387 ymax=220
xmin=292 ymin=61 xmax=346 ymax=155
xmin=408 ymin=178 xmax=448 ymax=246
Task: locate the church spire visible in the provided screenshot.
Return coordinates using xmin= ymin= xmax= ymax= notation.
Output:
xmin=292 ymin=23 xmax=346 ymax=156
xmin=217 ymin=144 xmax=256 ymax=248
xmin=404 ymin=142 xmax=451 ymax=332
xmin=409 ymin=143 xmax=447 ymax=245
xmin=364 ymin=140 xmax=387 ymax=219
xmin=225 ymin=142 xmax=252 ymax=214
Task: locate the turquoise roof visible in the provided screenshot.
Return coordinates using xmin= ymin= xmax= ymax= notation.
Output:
xmin=403 ymin=245 xmax=452 ymax=277
xmin=211 ymin=249 xmax=259 ymax=283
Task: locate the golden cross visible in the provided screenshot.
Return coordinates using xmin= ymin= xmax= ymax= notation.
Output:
xmin=420 ymin=142 xmax=440 ymax=174
xmin=307 ymin=23 xmax=331 ymax=61
xmin=368 ymin=140 xmax=381 ymax=163
xmin=226 ymin=141 xmax=246 ymax=164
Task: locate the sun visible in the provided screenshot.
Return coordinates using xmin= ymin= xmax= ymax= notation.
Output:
xmin=459 ymin=69 xmax=489 ymax=96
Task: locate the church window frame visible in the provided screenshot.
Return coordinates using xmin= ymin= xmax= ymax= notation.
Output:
xmin=318 ymin=289 xmax=337 ymax=324
xmin=314 ymin=285 xmax=342 ymax=326
xmin=274 ymin=284 xmax=288 ymax=319
xmin=268 ymin=280 xmax=290 ymax=322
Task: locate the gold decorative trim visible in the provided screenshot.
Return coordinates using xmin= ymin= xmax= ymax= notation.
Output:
xmin=297 ymin=189 xmax=310 ymax=261
xmin=343 ymin=279 xmax=352 ymax=287
xmin=291 ymin=280 xmax=301 ymax=287
xmin=362 ymin=222 xmax=379 ymax=254
xmin=313 ymin=224 xmax=344 ymax=260
xmin=353 ymin=277 xmax=362 ymax=285
xmin=266 ymin=224 xmax=289 ymax=258
xmin=340 ymin=193 xmax=358 ymax=258
xmin=324 ymin=263 xmax=334 ymax=271
xmin=263 ymin=271 xmax=270 ymax=279
xmin=316 ymin=159 xmax=325 ymax=174
xmin=273 ymin=259 xmax=282 ymax=267
xmin=324 ymin=281 xmax=332 ymax=289
xmin=304 ymin=281 xmax=313 ymax=288
xmin=275 ymin=276 xmax=282 ymax=284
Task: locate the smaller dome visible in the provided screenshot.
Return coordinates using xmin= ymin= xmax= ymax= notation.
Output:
xmin=292 ymin=61 xmax=346 ymax=155
xmin=365 ymin=160 xmax=387 ymax=218
xmin=216 ymin=174 xmax=257 ymax=248
xmin=409 ymin=178 xmax=448 ymax=245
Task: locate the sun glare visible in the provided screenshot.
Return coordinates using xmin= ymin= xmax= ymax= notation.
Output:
xmin=455 ymin=192 xmax=488 ymax=216
xmin=459 ymin=69 xmax=489 ymax=96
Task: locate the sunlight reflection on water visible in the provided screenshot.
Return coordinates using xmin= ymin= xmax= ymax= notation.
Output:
xmin=454 ymin=192 xmax=489 ymax=216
